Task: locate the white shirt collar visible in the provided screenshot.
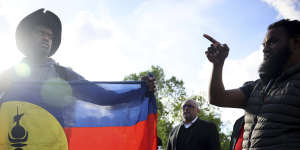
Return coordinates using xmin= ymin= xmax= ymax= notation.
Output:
xmin=183 ymin=116 xmax=198 ymax=128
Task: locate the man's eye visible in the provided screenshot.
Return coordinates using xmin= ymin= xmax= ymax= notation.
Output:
xmin=269 ymin=39 xmax=278 ymax=45
xmin=263 ymin=40 xmax=277 ymax=48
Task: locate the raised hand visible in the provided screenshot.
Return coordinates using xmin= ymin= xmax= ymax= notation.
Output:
xmin=203 ymin=34 xmax=229 ymax=65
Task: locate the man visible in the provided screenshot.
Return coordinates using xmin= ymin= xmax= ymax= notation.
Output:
xmin=0 ymin=8 xmax=156 ymax=150
xmin=167 ymin=99 xmax=220 ymax=150
xmin=229 ymin=115 xmax=244 ymax=150
xmin=1 ymin=8 xmax=84 ymax=82
xmin=0 ymin=8 xmax=155 ymax=126
xmin=0 ymin=8 xmax=155 ymax=90
xmin=204 ymin=19 xmax=300 ymax=149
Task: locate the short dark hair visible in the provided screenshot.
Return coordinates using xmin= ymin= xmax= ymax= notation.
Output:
xmin=268 ymin=19 xmax=300 ymax=39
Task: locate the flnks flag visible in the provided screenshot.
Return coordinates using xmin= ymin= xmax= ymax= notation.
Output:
xmin=0 ymin=79 xmax=157 ymax=150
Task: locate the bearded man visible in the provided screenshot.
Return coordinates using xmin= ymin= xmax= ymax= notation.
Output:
xmin=205 ymin=19 xmax=300 ymax=150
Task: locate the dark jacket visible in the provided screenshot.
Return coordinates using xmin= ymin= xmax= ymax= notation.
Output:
xmin=167 ymin=118 xmax=220 ymax=150
xmin=230 ymin=116 xmax=244 ymax=150
xmin=243 ymin=63 xmax=300 ymax=150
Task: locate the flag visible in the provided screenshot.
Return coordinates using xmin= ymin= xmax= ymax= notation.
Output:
xmin=0 ymin=79 xmax=157 ymax=150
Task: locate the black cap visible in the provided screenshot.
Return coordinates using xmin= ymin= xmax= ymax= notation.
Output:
xmin=15 ymin=8 xmax=62 ymax=57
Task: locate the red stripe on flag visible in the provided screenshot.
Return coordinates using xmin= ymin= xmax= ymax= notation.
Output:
xmin=64 ymin=114 xmax=157 ymax=150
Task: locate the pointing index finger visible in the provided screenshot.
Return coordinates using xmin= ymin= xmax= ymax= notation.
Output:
xmin=203 ymin=34 xmax=220 ymax=44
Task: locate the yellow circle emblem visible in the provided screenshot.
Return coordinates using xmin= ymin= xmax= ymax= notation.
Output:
xmin=0 ymin=101 xmax=68 ymax=150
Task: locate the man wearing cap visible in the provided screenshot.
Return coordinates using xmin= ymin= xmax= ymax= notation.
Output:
xmin=0 ymin=9 xmax=83 ymax=82
xmin=0 ymin=8 xmax=156 ymax=150
xmin=0 ymin=8 xmax=155 ymax=89
xmin=0 ymin=8 xmax=156 ymax=109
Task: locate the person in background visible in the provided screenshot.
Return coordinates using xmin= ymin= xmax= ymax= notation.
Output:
xmin=167 ymin=99 xmax=220 ymax=150
xmin=230 ymin=115 xmax=244 ymax=150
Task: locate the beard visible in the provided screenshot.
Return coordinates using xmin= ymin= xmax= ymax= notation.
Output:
xmin=258 ymin=46 xmax=291 ymax=83
xmin=183 ymin=113 xmax=196 ymax=123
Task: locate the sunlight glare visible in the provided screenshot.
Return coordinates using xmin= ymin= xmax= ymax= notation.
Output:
xmin=41 ymin=78 xmax=74 ymax=108
xmin=14 ymin=63 xmax=30 ymax=77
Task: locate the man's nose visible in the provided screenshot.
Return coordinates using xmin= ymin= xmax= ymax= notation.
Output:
xmin=183 ymin=107 xmax=189 ymax=112
xmin=42 ymin=35 xmax=51 ymax=41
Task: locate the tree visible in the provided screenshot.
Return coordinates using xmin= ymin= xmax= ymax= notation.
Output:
xmin=124 ymin=65 xmax=230 ymax=150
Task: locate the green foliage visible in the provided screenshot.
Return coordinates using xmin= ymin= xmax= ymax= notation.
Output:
xmin=124 ymin=65 xmax=230 ymax=150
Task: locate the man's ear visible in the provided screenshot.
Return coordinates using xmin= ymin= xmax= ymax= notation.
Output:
xmin=290 ymin=36 xmax=300 ymax=52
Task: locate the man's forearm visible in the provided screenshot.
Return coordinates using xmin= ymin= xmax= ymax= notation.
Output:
xmin=209 ymin=63 xmax=226 ymax=106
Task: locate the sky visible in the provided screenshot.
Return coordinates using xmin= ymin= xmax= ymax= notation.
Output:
xmin=0 ymin=0 xmax=299 ymax=132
